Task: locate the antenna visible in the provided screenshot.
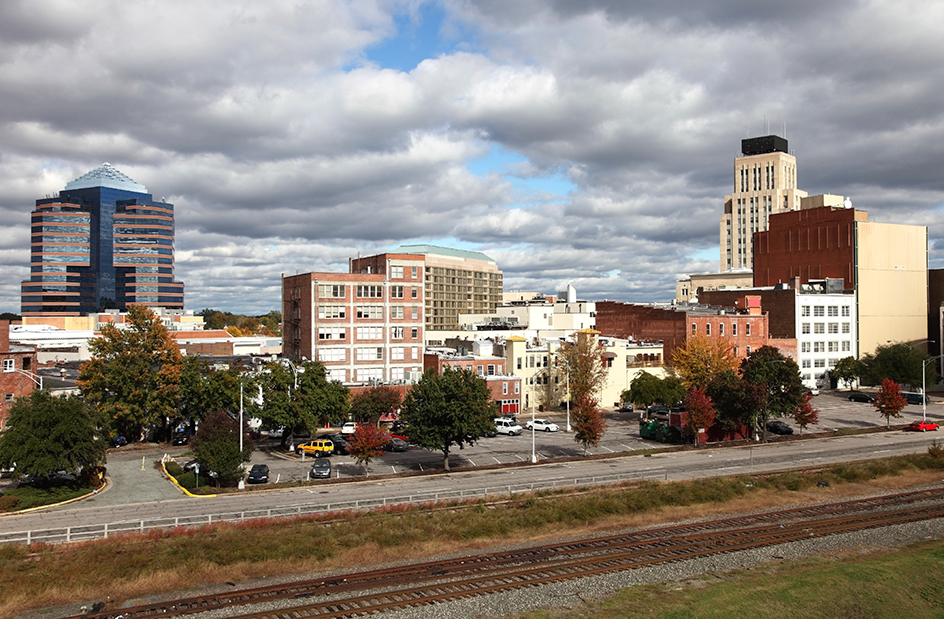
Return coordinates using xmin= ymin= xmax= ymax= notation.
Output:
xmin=764 ymin=115 xmax=768 ymax=134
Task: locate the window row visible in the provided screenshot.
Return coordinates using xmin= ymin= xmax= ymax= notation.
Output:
xmin=800 ymin=322 xmax=851 ymax=334
xmin=318 ymin=327 xmax=420 ymax=340
xmin=694 ymin=322 xmax=751 ymax=336
xmin=800 ymin=341 xmax=851 ymax=353
xmin=800 ymin=305 xmax=851 ymax=317
xmin=318 ymin=347 xmax=421 ymax=362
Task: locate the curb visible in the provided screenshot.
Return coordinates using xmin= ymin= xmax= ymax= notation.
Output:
xmin=160 ymin=459 xmax=217 ymax=498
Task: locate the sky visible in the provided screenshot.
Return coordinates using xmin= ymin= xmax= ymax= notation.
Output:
xmin=1 ymin=0 xmax=943 ymax=315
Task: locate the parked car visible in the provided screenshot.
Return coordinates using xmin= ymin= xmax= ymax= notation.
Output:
xmin=310 ymin=459 xmax=332 ymax=479
xmin=341 ymin=422 xmax=358 ymax=435
xmin=295 ymin=439 xmax=335 ymax=457
xmin=526 ymin=419 xmax=559 ymax=432
xmin=902 ymin=392 xmax=930 ymax=406
xmin=804 ymin=386 xmax=820 ymax=396
xmin=908 ymin=420 xmax=939 ymax=432
xmin=246 ymin=464 xmax=269 ymax=484
xmin=172 ymin=430 xmax=190 ymax=446
xmin=324 ymin=434 xmax=351 ymax=454
xmin=766 ymin=420 xmax=794 ymax=435
xmin=385 ymin=437 xmax=409 ymax=452
xmin=110 ymin=435 xmax=127 ymax=447
xmin=848 ymin=392 xmax=875 ymax=403
xmin=494 ymin=418 xmax=523 ymax=436
xmin=267 ymin=427 xmax=285 ymax=439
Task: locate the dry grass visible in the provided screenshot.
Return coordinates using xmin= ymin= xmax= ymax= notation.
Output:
xmin=2 ymin=452 xmax=944 ymax=616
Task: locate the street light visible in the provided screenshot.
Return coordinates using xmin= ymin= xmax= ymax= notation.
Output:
xmin=529 ymin=368 xmax=549 ymax=464
xmin=11 ymin=368 xmax=43 ymax=390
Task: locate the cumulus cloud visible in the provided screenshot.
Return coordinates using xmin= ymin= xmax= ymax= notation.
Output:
xmin=1 ymin=0 xmax=942 ymax=314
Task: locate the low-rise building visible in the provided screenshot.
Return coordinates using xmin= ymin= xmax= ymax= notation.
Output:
xmin=423 ymin=349 xmax=521 ymax=415
xmin=1 ymin=321 xmax=40 ymax=430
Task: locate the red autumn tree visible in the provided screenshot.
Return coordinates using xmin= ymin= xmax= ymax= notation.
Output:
xmin=572 ymin=394 xmax=607 ymax=455
xmin=874 ymin=378 xmax=908 ymax=428
xmin=792 ymin=392 xmax=820 ymax=435
xmin=684 ymin=387 xmax=716 ymax=447
xmin=346 ymin=424 xmax=391 ymax=475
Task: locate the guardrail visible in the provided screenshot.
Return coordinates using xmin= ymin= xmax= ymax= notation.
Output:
xmin=0 ymin=470 xmax=667 ymax=546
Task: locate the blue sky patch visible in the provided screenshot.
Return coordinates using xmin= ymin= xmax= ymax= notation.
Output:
xmin=365 ymin=3 xmax=454 ymax=71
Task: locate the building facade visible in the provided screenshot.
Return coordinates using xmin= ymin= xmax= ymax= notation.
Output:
xmin=21 ymin=163 xmax=184 ymax=315
xmin=753 ymin=205 xmax=928 ymax=356
xmin=282 ymin=261 xmax=426 ymax=384
xmin=351 ymin=245 xmax=503 ymax=332
xmin=719 ymin=135 xmax=808 ymax=271
xmin=1 ymin=321 xmax=39 ymax=430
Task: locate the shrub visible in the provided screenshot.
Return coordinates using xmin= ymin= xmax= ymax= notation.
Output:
xmin=0 ymin=495 xmax=21 ymax=511
xmin=164 ymin=461 xmax=184 ymax=477
xmin=929 ymin=440 xmax=944 ymax=459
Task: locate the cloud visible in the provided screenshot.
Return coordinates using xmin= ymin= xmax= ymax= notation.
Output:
xmin=1 ymin=0 xmax=942 ymax=315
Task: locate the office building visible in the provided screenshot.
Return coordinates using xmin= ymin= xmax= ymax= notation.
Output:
xmin=21 ymin=163 xmax=184 ymax=316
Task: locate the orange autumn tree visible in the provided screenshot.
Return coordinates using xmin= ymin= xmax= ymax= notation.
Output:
xmin=671 ymin=333 xmax=739 ymax=390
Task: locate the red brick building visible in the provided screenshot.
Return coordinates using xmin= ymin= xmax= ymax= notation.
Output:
xmin=1 ymin=321 xmax=40 ymax=430
xmin=595 ymin=300 xmax=769 ymax=364
xmin=424 ymin=351 xmax=521 ymax=414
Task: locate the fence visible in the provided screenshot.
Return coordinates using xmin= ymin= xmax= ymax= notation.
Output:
xmin=0 ymin=470 xmax=667 ymax=545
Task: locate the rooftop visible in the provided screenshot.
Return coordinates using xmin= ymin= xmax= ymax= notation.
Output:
xmin=64 ymin=163 xmax=148 ymax=193
xmin=395 ymin=244 xmax=496 ymax=263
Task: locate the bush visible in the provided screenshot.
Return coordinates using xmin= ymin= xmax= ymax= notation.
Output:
xmin=0 ymin=495 xmax=21 ymax=511
xmin=165 ymin=461 xmax=184 ymax=477
xmin=929 ymin=440 xmax=944 ymax=459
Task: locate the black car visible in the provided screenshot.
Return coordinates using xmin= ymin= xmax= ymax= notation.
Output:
xmin=385 ymin=437 xmax=409 ymax=452
xmin=246 ymin=464 xmax=269 ymax=484
xmin=766 ymin=420 xmax=794 ymax=435
xmin=903 ymin=392 xmax=930 ymax=405
xmin=310 ymin=459 xmax=332 ymax=479
xmin=324 ymin=434 xmax=350 ymax=454
xmin=848 ymin=392 xmax=875 ymax=403
xmin=172 ymin=430 xmax=190 ymax=446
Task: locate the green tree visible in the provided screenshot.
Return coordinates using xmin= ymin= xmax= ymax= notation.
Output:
xmin=671 ymin=333 xmax=739 ymax=389
xmin=400 ymin=368 xmax=497 ymax=471
xmin=558 ymin=330 xmax=609 ymax=451
xmin=740 ymin=346 xmax=804 ymax=442
xmin=874 ymin=378 xmax=908 ymax=428
xmin=346 ymin=425 xmax=391 ymax=475
xmin=78 ymin=305 xmax=183 ymax=441
xmin=350 ymin=386 xmax=403 ymax=426
xmin=191 ymin=410 xmax=253 ymax=488
xmin=831 ymin=356 xmax=861 ymax=390
xmin=661 ymin=376 xmax=687 ymax=407
xmin=707 ymin=370 xmax=763 ymax=433
xmin=0 ymin=391 xmax=108 ymax=486
xmin=622 ymin=371 xmax=662 ymax=408
xmin=860 ymin=342 xmax=933 ymax=389
xmin=684 ymin=387 xmax=716 ymax=447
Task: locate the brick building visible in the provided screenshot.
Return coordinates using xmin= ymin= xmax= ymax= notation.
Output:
xmin=282 ymin=260 xmax=426 ymax=384
xmin=424 ymin=350 xmax=521 ymax=415
xmin=595 ymin=300 xmax=769 ymax=364
xmin=1 ymin=321 xmax=40 ymax=430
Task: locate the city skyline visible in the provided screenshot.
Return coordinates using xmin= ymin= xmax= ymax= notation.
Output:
xmin=1 ymin=1 xmax=942 ymax=315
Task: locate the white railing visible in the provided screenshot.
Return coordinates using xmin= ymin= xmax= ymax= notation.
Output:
xmin=0 ymin=470 xmax=667 ymax=546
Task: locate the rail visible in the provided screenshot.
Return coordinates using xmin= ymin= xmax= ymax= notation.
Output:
xmin=0 ymin=470 xmax=668 ymax=546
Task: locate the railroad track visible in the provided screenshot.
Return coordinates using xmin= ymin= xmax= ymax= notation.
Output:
xmin=71 ymin=487 xmax=944 ymax=619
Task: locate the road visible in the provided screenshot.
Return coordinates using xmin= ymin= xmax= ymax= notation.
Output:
xmin=0 ymin=424 xmax=938 ymax=538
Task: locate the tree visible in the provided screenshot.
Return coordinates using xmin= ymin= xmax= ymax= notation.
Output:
xmin=671 ymin=334 xmax=739 ymax=389
xmin=740 ymin=346 xmax=804 ymax=442
xmin=78 ymin=305 xmax=183 ymax=441
xmin=622 ymin=371 xmax=663 ymax=408
xmin=0 ymin=391 xmax=108 ymax=486
xmin=859 ymin=342 xmax=933 ymax=390
xmin=707 ymin=370 xmax=763 ymax=433
xmin=191 ymin=410 xmax=253 ymax=488
xmin=792 ymin=392 xmax=820 ymax=434
xmin=346 ymin=425 xmax=391 ymax=475
xmin=400 ymin=367 xmax=497 ymax=471
xmin=571 ymin=394 xmax=607 ymax=454
xmin=831 ymin=356 xmax=861 ymax=390
xmin=874 ymin=378 xmax=908 ymax=428
xmin=684 ymin=387 xmax=716 ymax=446
xmin=350 ymin=386 xmax=403 ymax=426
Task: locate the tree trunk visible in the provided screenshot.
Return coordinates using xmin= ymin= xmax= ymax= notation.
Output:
xmin=443 ymin=449 xmax=451 ymax=471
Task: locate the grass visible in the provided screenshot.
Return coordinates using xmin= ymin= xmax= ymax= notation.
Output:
xmin=1 ymin=451 xmax=943 ymax=616
xmin=513 ymin=540 xmax=944 ymax=618
xmin=0 ymin=485 xmax=93 ymax=511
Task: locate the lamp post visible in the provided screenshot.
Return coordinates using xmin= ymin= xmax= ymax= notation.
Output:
xmin=12 ymin=368 xmax=43 ymax=390
xmin=530 ymin=373 xmax=538 ymax=463
xmin=565 ymin=366 xmax=571 ymax=433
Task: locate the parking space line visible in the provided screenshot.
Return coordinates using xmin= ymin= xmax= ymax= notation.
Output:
xmin=514 ymin=454 xmax=525 ymax=461
xmin=467 ymin=459 xmax=477 ymax=467
xmin=492 ymin=457 xmax=502 ymax=464
xmin=599 ymin=446 xmax=614 ymax=453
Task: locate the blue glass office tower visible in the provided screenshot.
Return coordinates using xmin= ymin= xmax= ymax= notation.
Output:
xmin=21 ymin=163 xmax=184 ymax=315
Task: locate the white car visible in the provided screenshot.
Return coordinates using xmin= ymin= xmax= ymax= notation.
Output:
xmin=526 ymin=419 xmax=559 ymax=432
xmin=341 ymin=421 xmax=358 ymax=435
xmin=494 ymin=418 xmax=523 ymax=436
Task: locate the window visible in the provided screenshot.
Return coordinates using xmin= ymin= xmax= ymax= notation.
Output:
xmin=5 ymin=393 xmax=13 ymax=402
xmin=357 ymin=306 xmax=383 ymax=319
xmin=390 ymin=367 xmax=404 ymax=381
xmin=514 ymin=382 xmax=520 ymax=394
xmin=801 ymin=342 xmax=811 ymax=353
xmin=411 ymin=287 xmax=417 ymax=299
xmin=356 ymin=347 xmax=384 ymax=360
xmin=813 ymin=306 xmax=825 ymax=317
xmin=801 ymin=306 xmax=810 ymax=317
xmin=356 ymin=368 xmax=383 ymax=382
xmin=318 ymin=306 xmax=345 ymax=319
xmin=411 ymin=327 xmax=418 ymax=339
xmin=411 ymin=347 xmax=418 ymax=359
xmin=746 ymin=323 xmax=751 ymax=336
xmin=814 ymin=359 xmax=826 ymax=368
xmin=745 ymin=346 xmax=751 ymax=355
xmin=411 ymin=266 xmax=418 ymax=278
xmin=487 ymin=364 xmax=495 ymax=375
xmin=477 ymin=365 xmax=484 ymax=376
xmin=391 ymin=347 xmax=405 ymax=360
xmin=411 ymin=306 xmax=419 ymax=319
xmin=705 ymin=323 xmax=711 ymax=336
xmin=842 ymin=323 xmax=850 ymax=334
xmin=356 ymin=285 xmax=383 ymax=298
xmin=391 ymin=327 xmax=404 ymax=339
xmin=390 ymin=266 xmax=403 ymax=278
xmin=318 ymin=327 xmax=346 ymax=340
xmin=318 ymin=348 xmax=346 ymax=362
xmin=2 ymin=359 xmax=15 ymax=372
xmin=390 ymin=306 xmax=404 ymax=319
xmin=828 ymin=306 xmax=839 ymax=317
xmin=814 ymin=323 xmax=825 ymax=334
xmin=828 ymin=342 xmax=839 ymax=352
xmin=829 ymin=359 xmax=839 ymax=368
xmin=802 ymin=360 xmax=811 ymax=368
xmin=503 ymin=382 xmax=508 ymax=395
xmin=719 ymin=323 xmax=725 ymax=336
xmin=801 ymin=323 xmax=811 ymax=334
xmin=328 ymin=369 xmax=345 ymax=382
xmin=842 ymin=306 xmax=850 ymax=317
xmin=828 ymin=323 xmax=839 ymax=334
xmin=842 ymin=341 xmax=851 ymax=351
xmin=691 ymin=323 xmax=697 ymax=334
xmin=814 ymin=342 xmax=825 ymax=353
xmin=517 ymin=357 xmax=522 ymax=369
xmin=390 ymin=285 xmax=404 ymax=298
xmin=732 ymin=323 xmax=737 ymax=336
xmin=356 ymin=326 xmax=383 ymax=339
xmin=318 ymin=284 xmax=345 ymax=298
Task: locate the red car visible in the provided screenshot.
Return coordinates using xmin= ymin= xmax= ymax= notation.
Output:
xmin=908 ymin=420 xmax=939 ymax=432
